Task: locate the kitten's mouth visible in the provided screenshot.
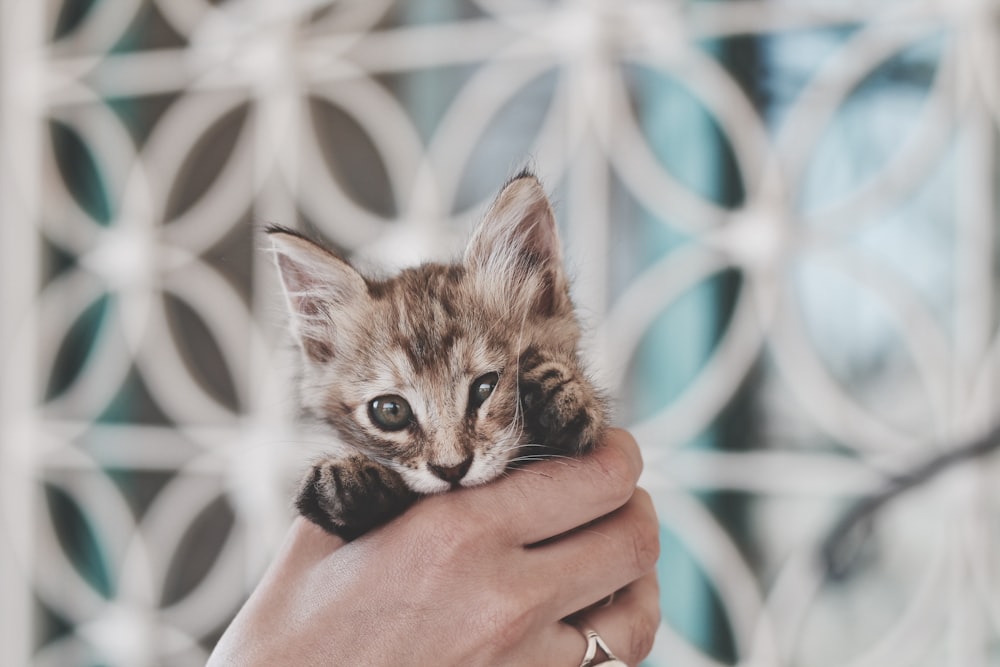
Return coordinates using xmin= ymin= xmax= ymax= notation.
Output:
xmin=399 ymin=458 xmax=503 ymax=494
xmin=457 ymin=462 xmax=505 ymax=488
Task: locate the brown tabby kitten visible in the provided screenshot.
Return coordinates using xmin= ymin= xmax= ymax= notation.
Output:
xmin=268 ymin=172 xmax=606 ymax=540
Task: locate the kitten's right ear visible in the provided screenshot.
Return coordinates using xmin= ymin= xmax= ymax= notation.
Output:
xmin=465 ymin=173 xmax=570 ymax=316
xmin=266 ymin=226 xmax=367 ymax=363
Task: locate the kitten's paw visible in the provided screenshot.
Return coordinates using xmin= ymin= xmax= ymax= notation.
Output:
xmin=520 ymin=356 xmax=604 ymax=455
xmin=296 ymin=455 xmax=416 ymax=541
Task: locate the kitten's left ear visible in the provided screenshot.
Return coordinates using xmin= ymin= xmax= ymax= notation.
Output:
xmin=465 ymin=172 xmax=569 ymax=315
xmin=266 ymin=226 xmax=368 ymax=364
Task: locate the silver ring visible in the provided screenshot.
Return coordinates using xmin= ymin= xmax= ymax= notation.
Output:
xmin=577 ymin=628 xmax=627 ymax=667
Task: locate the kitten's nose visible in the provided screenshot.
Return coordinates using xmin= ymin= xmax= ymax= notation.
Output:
xmin=428 ymin=456 xmax=474 ymax=485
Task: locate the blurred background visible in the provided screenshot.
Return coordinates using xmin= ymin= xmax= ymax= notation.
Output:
xmin=2 ymin=0 xmax=999 ymax=665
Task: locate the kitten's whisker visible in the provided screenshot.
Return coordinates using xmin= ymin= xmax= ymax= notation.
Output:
xmin=511 ymin=453 xmax=576 ymax=461
xmin=494 ymin=445 xmax=538 ymax=459
xmin=504 ymin=467 xmax=555 ymax=480
xmin=364 ymin=452 xmax=403 ymax=471
xmin=511 ymin=295 xmax=531 ymax=430
xmin=493 ymin=442 xmax=555 ymax=456
xmin=507 ymin=456 xmax=572 ymax=467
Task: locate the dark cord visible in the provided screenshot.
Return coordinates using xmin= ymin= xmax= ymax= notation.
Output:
xmin=820 ymin=421 xmax=1000 ymax=580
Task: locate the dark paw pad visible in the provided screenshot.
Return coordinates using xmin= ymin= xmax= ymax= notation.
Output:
xmin=520 ymin=380 xmax=598 ymax=453
xmin=296 ymin=457 xmax=416 ymax=541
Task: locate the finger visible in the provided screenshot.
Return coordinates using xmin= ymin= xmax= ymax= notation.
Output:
xmin=521 ymin=576 xmax=660 ymax=667
xmin=527 ymin=488 xmax=660 ymax=619
xmin=530 ymin=622 xmax=599 ymax=667
xmin=453 ymin=428 xmax=644 ymax=546
xmin=509 ymin=616 xmax=622 ymax=667
xmin=569 ymin=572 xmax=661 ymax=666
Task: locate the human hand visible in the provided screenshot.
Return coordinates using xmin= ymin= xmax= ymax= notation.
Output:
xmin=208 ymin=428 xmax=660 ymax=666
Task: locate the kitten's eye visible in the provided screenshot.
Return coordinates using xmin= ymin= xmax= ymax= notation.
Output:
xmin=369 ymin=395 xmax=413 ymax=431
xmin=470 ymin=372 xmax=500 ymax=409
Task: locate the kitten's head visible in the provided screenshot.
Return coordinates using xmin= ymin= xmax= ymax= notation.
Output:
xmin=268 ymin=173 xmax=581 ymax=493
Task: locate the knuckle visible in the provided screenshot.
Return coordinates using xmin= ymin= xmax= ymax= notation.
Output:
xmin=628 ymin=526 xmax=659 ymax=574
xmin=592 ymin=440 xmax=639 ymax=506
xmin=607 ymin=428 xmax=643 ymax=476
xmin=627 ymin=507 xmax=660 ymax=573
xmin=473 ymin=586 xmax=534 ymax=650
xmin=631 ymin=487 xmax=658 ymax=525
xmin=626 ymin=610 xmax=659 ymax=663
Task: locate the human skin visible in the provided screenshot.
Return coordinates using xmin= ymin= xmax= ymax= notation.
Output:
xmin=207 ymin=428 xmax=661 ymax=666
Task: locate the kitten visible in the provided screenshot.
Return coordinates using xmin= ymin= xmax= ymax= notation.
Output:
xmin=267 ymin=172 xmax=606 ymax=540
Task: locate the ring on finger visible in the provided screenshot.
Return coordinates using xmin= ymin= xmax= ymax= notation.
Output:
xmin=577 ymin=627 xmax=627 ymax=667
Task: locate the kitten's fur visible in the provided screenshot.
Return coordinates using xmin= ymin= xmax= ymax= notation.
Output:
xmin=268 ymin=172 xmax=606 ymax=540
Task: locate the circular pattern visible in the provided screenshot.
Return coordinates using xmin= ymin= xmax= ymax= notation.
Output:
xmin=2 ymin=1 xmax=1000 ymax=665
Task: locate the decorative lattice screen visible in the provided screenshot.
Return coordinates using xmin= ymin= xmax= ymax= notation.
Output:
xmin=2 ymin=1 xmax=999 ymax=665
